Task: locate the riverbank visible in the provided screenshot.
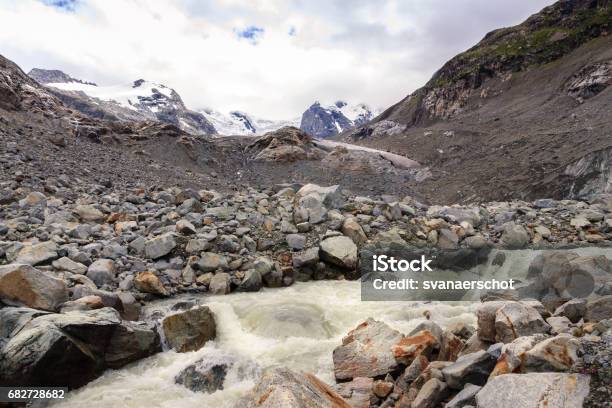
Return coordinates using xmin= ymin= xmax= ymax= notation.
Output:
xmin=1 ymin=182 xmax=611 ymax=406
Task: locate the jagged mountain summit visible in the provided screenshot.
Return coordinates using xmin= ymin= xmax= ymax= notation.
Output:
xmin=200 ymin=109 xmax=300 ymax=136
xmin=300 ymin=101 xmax=378 ymax=138
xmin=28 ymin=68 xmax=216 ymax=135
xmin=27 ymin=68 xmax=377 ymax=138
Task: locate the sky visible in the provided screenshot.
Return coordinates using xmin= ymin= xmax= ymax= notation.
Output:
xmin=0 ymin=0 xmax=554 ymax=120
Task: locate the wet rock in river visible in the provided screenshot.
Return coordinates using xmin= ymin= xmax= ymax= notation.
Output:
xmin=162 ymin=306 xmax=216 ymax=353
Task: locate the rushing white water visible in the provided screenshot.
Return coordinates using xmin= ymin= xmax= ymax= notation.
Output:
xmin=51 ymin=246 xmax=612 ymax=407
xmin=52 ymin=281 xmax=478 ymax=408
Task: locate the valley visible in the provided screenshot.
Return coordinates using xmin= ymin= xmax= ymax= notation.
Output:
xmin=0 ymin=1 xmax=611 ymax=407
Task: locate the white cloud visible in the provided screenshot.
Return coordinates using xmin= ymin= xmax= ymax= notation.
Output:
xmin=0 ymin=0 xmax=554 ymax=119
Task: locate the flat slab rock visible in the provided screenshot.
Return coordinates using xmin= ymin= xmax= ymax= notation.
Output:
xmin=236 ymin=367 xmax=351 ymax=408
xmin=333 ymin=318 xmax=403 ymax=380
xmin=476 ymin=373 xmax=590 ymax=408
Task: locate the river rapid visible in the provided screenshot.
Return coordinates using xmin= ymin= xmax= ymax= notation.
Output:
xmin=53 ymin=247 xmax=612 ymax=407
xmin=52 ymin=281 xmax=477 ymax=408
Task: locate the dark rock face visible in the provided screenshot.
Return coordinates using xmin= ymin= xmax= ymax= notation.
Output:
xmin=174 ymin=355 xmax=250 ymax=394
xmin=566 ymin=60 xmax=611 ymax=101
xmin=0 ymin=56 xmax=70 ymax=114
xmin=376 ymin=0 xmax=611 ymax=126
xmin=300 ymin=101 xmax=376 ymax=138
xmin=176 ymin=363 xmax=227 ymax=393
xmin=564 ymin=146 xmax=612 ymax=199
xmin=301 ymin=102 xmax=352 ymax=138
xmin=0 ymin=307 xmax=159 ymax=389
xmin=104 ymin=321 xmax=161 ymax=369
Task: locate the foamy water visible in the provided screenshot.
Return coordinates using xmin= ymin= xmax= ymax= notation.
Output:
xmin=53 ymin=246 xmax=612 ymax=407
xmin=52 ymin=281 xmax=477 ymax=408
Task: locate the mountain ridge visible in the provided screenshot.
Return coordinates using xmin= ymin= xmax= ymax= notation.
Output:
xmin=340 ymin=0 xmax=612 ymax=203
xmin=28 ymin=68 xmax=217 ymax=135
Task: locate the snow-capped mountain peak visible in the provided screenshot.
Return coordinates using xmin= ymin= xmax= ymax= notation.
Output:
xmin=200 ymin=108 xmax=300 ymax=136
xmin=27 ymin=68 xmax=215 ymax=135
xmin=300 ymin=101 xmax=379 ymax=138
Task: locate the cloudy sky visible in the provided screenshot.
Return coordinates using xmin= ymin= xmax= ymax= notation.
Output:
xmin=0 ymin=0 xmax=554 ymax=119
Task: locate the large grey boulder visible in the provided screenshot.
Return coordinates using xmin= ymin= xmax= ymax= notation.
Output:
xmin=427 ymin=206 xmax=482 ymax=227
xmin=295 ymin=193 xmax=328 ymax=224
xmin=15 ymin=241 xmax=58 ymax=265
xmin=75 ymin=204 xmax=105 ymax=222
xmin=441 ymin=347 xmax=499 ymax=389
xmin=175 ymin=352 xmax=259 ymax=394
xmin=333 ymin=318 xmax=403 ymax=380
xmin=293 ymin=247 xmax=320 ymax=268
xmin=105 ymin=320 xmax=161 ymax=369
xmin=342 ymin=218 xmax=367 ymax=246
xmin=553 ymin=298 xmax=587 ymax=323
xmin=209 ymin=272 xmax=231 ymax=295
xmin=586 ymin=295 xmax=612 ymax=321
xmin=237 ymin=269 xmax=262 ymax=292
xmin=522 ymin=334 xmax=579 ymax=372
xmin=0 ymin=264 xmax=68 ymax=311
xmin=494 ymin=302 xmax=550 ymax=343
xmin=162 ymin=307 xmax=216 ymax=353
xmin=144 ymin=233 xmax=176 ymax=259
xmin=320 ymin=236 xmax=357 ymax=269
xmin=52 ymin=257 xmax=87 ymax=274
xmin=0 ymin=308 xmax=120 ymax=388
xmin=501 ymin=222 xmax=529 ymax=249
xmin=195 ymin=252 xmax=229 ymax=272
xmin=444 ymin=383 xmax=481 ymax=408
xmin=86 ymin=258 xmax=116 ymax=287
xmin=236 ymin=367 xmax=351 ymax=408
xmin=295 ymin=184 xmax=344 ymax=209
xmin=334 ymin=377 xmax=373 ymax=408
xmin=0 ymin=307 xmax=50 ymax=339
xmin=412 ymin=378 xmax=449 ymax=408
xmin=475 ymin=373 xmax=589 ymax=408
xmin=490 ymin=334 xmax=547 ymax=376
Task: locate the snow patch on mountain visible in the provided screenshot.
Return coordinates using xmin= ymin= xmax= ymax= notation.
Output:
xmin=46 ymin=79 xmax=177 ymax=112
xmin=201 ymin=109 xmax=300 ymax=136
xmin=29 ymin=68 xmax=216 ymax=135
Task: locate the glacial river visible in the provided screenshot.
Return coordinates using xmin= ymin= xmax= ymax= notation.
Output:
xmin=52 ymin=281 xmax=477 ymax=408
xmin=52 ymin=247 xmax=611 ymax=407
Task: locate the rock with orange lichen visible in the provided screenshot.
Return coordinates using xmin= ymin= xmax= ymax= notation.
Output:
xmin=332 ymin=318 xmax=403 ymax=381
xmin=489 ymin=334 xmax=547 ymax=377
xmin=494 ymin=302 xmax=550 ymax=343
xmin=392 ymin=330 xmax=439 ymax=365
xmin=522 ymin=334 xmax=580 ymax=372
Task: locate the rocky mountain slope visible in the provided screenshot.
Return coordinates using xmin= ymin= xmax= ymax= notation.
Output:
xmin=301 ymin=101 xmax=378 ymax=138
xmin=343 ymin=0 xmax=612 ymax=204
xmin=29 ymin=69 xmax=216 ymax=135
